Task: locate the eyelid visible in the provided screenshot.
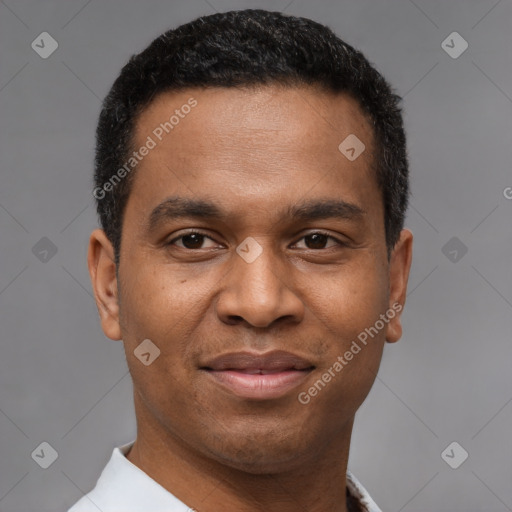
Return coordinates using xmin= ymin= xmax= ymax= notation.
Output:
xmin=291 ymin=230 xmax=348 ymax=248
xmin=167 ymin=229 xmax=220 ymax=246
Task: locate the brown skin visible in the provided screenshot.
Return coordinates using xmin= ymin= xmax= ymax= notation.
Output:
xmin=88 ymin=85 xmax=413 ymax=512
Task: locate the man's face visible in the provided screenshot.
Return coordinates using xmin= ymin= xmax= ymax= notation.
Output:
xmin=90 ymin=85 xmax=412 ymax=473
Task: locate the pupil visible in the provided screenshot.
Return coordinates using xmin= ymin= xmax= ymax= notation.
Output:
xmin=307 ymin=233 xmax=327 ymax=249
xmin=183 ymin=233 xmax=203 ymax=249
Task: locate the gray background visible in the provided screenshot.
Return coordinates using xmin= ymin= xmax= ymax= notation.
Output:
xmin=0 ymin=0 xmax=511 ymax=510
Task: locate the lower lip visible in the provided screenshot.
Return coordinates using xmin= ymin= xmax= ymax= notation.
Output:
xmin=203 ymin=369 xmax=313 ymax=400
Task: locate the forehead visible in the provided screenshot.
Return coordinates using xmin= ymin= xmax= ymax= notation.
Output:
xmin=135 ymin=84 xmax=374 ymax=159
xmin=126 ymin=85 xmax=380 ymax=227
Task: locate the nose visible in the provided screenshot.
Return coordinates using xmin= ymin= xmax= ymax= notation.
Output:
xmin=215 ymin=241 xmax=305 ymax=329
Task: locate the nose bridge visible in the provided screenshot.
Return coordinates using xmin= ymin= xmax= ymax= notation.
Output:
xmin=234 ymin=236 xmax=283 ymax=304
xmin=215 ymin=236 xmax=304 ymax=328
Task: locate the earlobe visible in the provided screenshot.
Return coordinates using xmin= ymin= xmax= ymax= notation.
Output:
xmin=87 ymin=229 xmax=122 ymax=341
xmin=386 ymin=228 xmax=413 ymax=343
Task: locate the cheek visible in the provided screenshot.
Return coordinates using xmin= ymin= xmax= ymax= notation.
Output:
xmin=314 ymin=257 xmax=389 ymax=337
xmin=306 ymin=258 xmax=388 ymax=402
xmin=117 ymin=262 xmax=220 ymax=396
xmin=117 ymin=269 xmax=195 ymax=419
xmin=118 ymin=262 xmax=210 ymax=342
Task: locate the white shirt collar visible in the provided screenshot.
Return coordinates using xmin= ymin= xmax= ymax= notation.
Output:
xmin=68 ymin=441 xmax=382 ymax=512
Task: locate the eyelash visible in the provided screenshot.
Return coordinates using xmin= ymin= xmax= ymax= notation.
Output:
xmin=167 ymin=230 xmax=346 ymax=250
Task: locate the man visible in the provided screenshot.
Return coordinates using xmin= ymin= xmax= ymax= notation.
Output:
xmin=70 ymin=8 xmax=412 ymax=512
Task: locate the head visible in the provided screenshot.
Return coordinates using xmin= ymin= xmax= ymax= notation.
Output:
xmin=88 ymin=9 xmax=412 ymax=473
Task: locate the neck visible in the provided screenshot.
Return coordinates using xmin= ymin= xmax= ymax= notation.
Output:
xmin=126 ymin=394 xmax=354 ymax=512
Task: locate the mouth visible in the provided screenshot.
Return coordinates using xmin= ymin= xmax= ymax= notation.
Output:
xmin=200 ymin=350 xmax=315 ymax=400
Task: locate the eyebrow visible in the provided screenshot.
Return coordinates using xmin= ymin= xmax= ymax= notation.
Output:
xmin=147 ymin=195 xmax=365 ymax=233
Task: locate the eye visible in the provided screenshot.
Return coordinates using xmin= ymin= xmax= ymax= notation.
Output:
xmin=167 ymin=231 xmax=220 ymax=250
xmin=167 ymin=230 xmax=346 ymax=251
xmin=293 ymin=231 xmax=346 ymax=250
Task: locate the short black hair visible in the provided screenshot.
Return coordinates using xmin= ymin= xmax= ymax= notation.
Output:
xmin=93 ymin=9 xmax=408 ymax=265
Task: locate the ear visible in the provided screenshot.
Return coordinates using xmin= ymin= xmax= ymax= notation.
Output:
xmin=386 ymin=228 xmax=413 ymax=343
xmin=87 ymin=229 xmax=122 ymax=341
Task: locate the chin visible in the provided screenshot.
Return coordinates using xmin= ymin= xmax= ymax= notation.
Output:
xmin=200 ymin=426 xmax=315 ymax=475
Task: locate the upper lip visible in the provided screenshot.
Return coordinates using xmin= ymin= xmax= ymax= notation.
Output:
xmin=201 ymin=350 xmax=315 ymax=372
